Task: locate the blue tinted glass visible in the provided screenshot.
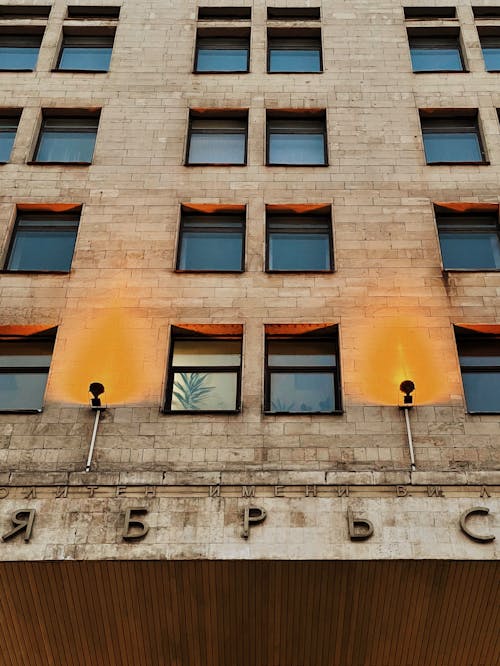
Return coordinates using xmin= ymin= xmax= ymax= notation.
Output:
xmin=482 ymin=47 xmax=500 ymax=70
xmin=8 ymin=229 xmax=77 ymax=271
xmin=270 ymin=372 xmax=335 ymax=412
xmin=188 ymin=133 xmax=246 ymax=164
xmin=410 ymin=47 xmax=462 ymax=71
xmin=423 ymin=132 xmax=482 ymax=163
xmin=0 ymin=46 xmax=39 ymax=69
xmin=462 ymin=372 xmax=500 ymax=412
xmin=0 ymin=131 xmax=15 ymax=161
xmin=269 ymin=232 xmax=330 ymax=270
xmin=440 ymin=232 xmax=500 ymax=269
xmin=269 ymin=133 xmax=325 ymax=165
xmin=196 ymin=49 xmax=248 ymax=71
xmin=0 ymin=372 xmax=48 ymax=410
xmin=179 ymin=231 xmax=243 ymax=270
xmin=269 ymin=49 xmax=321 ymax=72
xmin=36 ymin=131 xmax=96 ymax=162
xmin=59 ymin=47 xmax=112 ymax=71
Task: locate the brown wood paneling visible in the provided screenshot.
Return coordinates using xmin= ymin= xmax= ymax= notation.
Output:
xmin=0 ymin=560 xmax=498 ymax=666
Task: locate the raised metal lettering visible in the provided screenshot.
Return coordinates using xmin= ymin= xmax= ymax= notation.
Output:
xmin=347 ymin=508 xmax=374 ymax=541
xmin=122 ymin=508 xmax=149 ymax=541
xmin=2 ymin=509 xmax=36 ymax=542
xmin=460 ymin=507 xmax=495 ymax=543
xmin=241 ymin=506 xmax=266 ymax=539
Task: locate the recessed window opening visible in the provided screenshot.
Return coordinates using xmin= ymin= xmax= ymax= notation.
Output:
xmin=267 ymin=7 xmax=320 ymax=20
xmin=455 ymin=326 xmax=500 ymax=413
xmin=66 ymin=6 xmax=120 ymax=19
xmin=472 ymin=6 xmax=500 ymax=18
xmin=0 ymin=113 xmax=19 ymax=162
xmin=0 ymin=5 xmax=51 ymax=18
xmin=195 ymin=32 xmax=249 ymax=72
xmin=478 ymin=29 xmax=500 ymax=70
xmin=268 ymin=32 xmax=322 ymax=72
xmin=267 ymin=112 xmax=327 ymax=165
xmin=420 ymin=112 xmax=486 ymax=164
xmin=57 ymin=33 xmax=114 ymax=71
xmin=187 ymin=112 xmax=247 ymax=165
xmin=404 ymin=7 xmax=456 ymax=19
xmin=197 ymin=7 xmax=251 ymax=20
xmin=0 ymin=32 xmax=42 ymax=70
xmin=34 ymin=113 xmax=100 ymax=163
xmin=408 ymin=30 xmax=464 ymax=72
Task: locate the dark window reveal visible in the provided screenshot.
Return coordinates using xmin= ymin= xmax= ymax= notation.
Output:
xmin=5 ymin=211 xmax=80 ymax=272
xmin=195 ymin=35 xmax=249 ymax=72
xmin=404 ymin=7 xmax=456 ymax=19
xmin=409 ymin=32 xmax=464 ymax=72
xmin=0 ymin=335 xmax=55 ymax=412
xmin=187 ymin=114 xmax=247 ymax=165
xmin=268 ymin=36 xmax=322 ymax=73
xmin=177 ymin=207 xmax=245 ymax=272
xmin=267 ymin=208 xmax=332 ymax=271
xmin=267 ymin=7 xmax=320 ymax=20
xmin=420 ymin=113 xmax=486 ymax=164
xmin=437 ymin=211 xmax=500 ymax=270
xmin=57 ymin=34 xmax=114 ymax=71
xmin=267 ymin=114 xmax=327 ymax=165
xmin=34 ymin=115 xmax=99 ymax=163
xmin=456 ymin=329 xmax=500 ymax=413
xmin=67 ymin=6 xmax=120 ymax=19
xmin=165 ymin=329 xmax=242 ymax=413
xmin=0 ymin=115 xmax=19 ymax=162
xmin=0 ymin=33 xmax=42 ymax=70
xmin=265 ymin=328 xmax=341 ymax=414
xmin=198 ymin=7 xmax=251 ymax=20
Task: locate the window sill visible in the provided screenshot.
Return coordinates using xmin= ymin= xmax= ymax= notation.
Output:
xmin=0 ymin=408 xmax=42 ymax=414
xmin=162 ymin=409 xmax=241 ymax=415
xmin=466 ymin=410 xmax=500 ymax=415
xmin=51 ymin=68 xmax=109 ymax=73
xmin=0 ymin=68 xmax=35 ymax=72
xmin=442 ymin=267 xmax=500 ymax=274
xmin=175 ymin=269 xmax=244 ymax=274
xmin=266 ymin=162 xmax=328 ymax=167
xmin=193 ymin=70 xmax=249 ymax=74
xmin=267 ymin=70 xmax=323 ymax=74
xmin=266 ymin=269 xmax=334 ymax=274
xmin=26 ymin=161 xmax=92 ymax=166
xmin=264 ymin=410 xmax=344 ymax=416
xmin=413 ymin=69 xmax=468 ymax=74
xmin=0 ymin=269 xmax=70 ymax=275
xmin=185 ymin=162 xmax=247 ymax=167
xmin=426 ymin=161 xmax=490 ymax=166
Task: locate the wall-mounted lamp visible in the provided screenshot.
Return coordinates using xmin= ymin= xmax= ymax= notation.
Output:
xmin=399 ymin=380 xmax=416 ymax=472
xmin=399 ymin=380 xmax=415 ymax=408
xmin=86 ymin=381 xmax=106 ymax=472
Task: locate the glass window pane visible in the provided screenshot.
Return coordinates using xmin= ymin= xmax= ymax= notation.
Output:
xmin=439 ymin=231 xmax=500 ymax=269
xmin=170 ymin=371 xmax=237 ymax=411
xmin=423 ymin=132 xmax=482 ymax=163
xmin=410 ymin=47 xmax=462 ymax=71
xmin=7 ymin=229 xmax=78 ymax=271
xmin=462 ymin=372 xmax=500 ymax=412
xmin=173 ymin=340 xmax=241 ymax=366
xmin=36 ymin=130 xmax=96 ymax=162
xmin=179 ymin=229 xmax=243 ymax=271
xmin=269 ymin=231 xmax=330 ymax=270
xmin=188 ymin=132 xmax=246 ymax=164
xmin=59 ymin=46 xmax=112 ymax=71
xmin=196 ymin=49 xmax=248 ymax=71
xmin=0 ymin=130 xmax=15 ymax=161
xmin=270 ymin=372 xmax=335 ymax=412
xmin=269 ymin=49 xmax=321 ymax=72
xmin=0 ymin=372 xmax=48 ymax=410
xmin=0 ymin=46 xmax=39 ymax=69
xmin=268 ymin=341 xmax=336 ymax=367
xmin=269 ymin=133 xmax=325 ymax=165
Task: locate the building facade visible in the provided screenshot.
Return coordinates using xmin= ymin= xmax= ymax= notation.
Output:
xmin=0 ymin=0 xmax=498 ymax=664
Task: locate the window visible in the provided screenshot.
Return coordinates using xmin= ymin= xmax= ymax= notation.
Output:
xmin=472 ymin=6 xmax=500 ymax=19
xmin=404 ymin=7 xmax=456 ymax=20
xmin=267 ymin=111 xmax=327 ymax=165
xmin=57 ymin=33 xmax=115 ymax=71
xmin=0 ymin=32 xmax=42 ymax=70
xmin=266 ymin=204 xmax=332 ymax=271
xmin=408 ymin=29 xmax=464 ymax=72
xmin=67 ymin=6 xmax=120 ymax=19
xmin=0 ymin=5 xmax=51 ymax=18
xmin=186 ymin=111 xmax=247 ymax=165
xmin=177 ymin=204 xmax=245 ymax=272
xmin=198 ymin=7 xmax=251 ymax=20
xmin=265 ymin=325 xmax=341 ymax=414
xmin=0 ymin=330 xmax=55 ymax=412
xmin=5 ymin=207 xmax=80 ymax=272
xmin=0 ymin=114 xmax=19 ymax=162
xmin=478 ymin=29 xmax=500 ymax=71
xmin=195 ymin=31 xmax=249 ymax=72
xmin=267 ymin=7 xmax=320 ymax=20
xmin=34 ymin=113 xmax=99 ymax=163
xmin=165 ymin=326 xmax=242 ymax=413
xmin=420 ymin=111 xmax=486 ymax=164
xmin=268 ymin=30 xmax=322 ymax=73
xmin=435 ymin=205 xmax=500 ymax=271
xmin=455 ymin=327 xmax=500 ymax=413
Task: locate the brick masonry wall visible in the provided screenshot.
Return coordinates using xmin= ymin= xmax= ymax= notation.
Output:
xmin=0 ymin=0 xmax=499 ymax=478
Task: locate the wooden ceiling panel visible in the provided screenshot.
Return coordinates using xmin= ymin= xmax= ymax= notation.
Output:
xmin=0 ymin=560 xmax=498 ymax=666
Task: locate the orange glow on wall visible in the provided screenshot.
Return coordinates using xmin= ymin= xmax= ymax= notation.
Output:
xmin=357 ymin=315 xmax=449 ymax=405
xmin=51 ymin=301 xmax=156 ymax=406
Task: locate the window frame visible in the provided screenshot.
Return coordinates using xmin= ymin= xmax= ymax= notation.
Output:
xmin=265 ymin=209 xmax=333 ymax=273
xmin=55 ymin=31 xmax=115 ymax=73
xmin=186 ymin=111 xmax=248 ymax=166
xmin=266 ymin=111 xmax=328 ymax=166
xmin=407 ymin=29 xmax=466 ymax=73
xmin=176 ymin=206 xmax=246 ymax=273
xmin=194 ymin=31 xmax=250 ymax=74
xmin=0 ymin=113 xmax=19 ymax=163
xmin=267 ymin=31 xmax=323 ymax=74
xmin=4 ymin=209 xmax=80 ymax=274
xmin=455 ymin=328 xmax=500 ymax=414
xmin=264 ymin=327 xmax=342 ymax=415
xmin=163 ymin=329 xmax=243 ymax=415
xmin=0 ymin=331 xmax=55 ymax=413
xmin=31 ymin=112 xmax=100 ymax=165
xmin=419 ymin=111 xmax=488 ymax=165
